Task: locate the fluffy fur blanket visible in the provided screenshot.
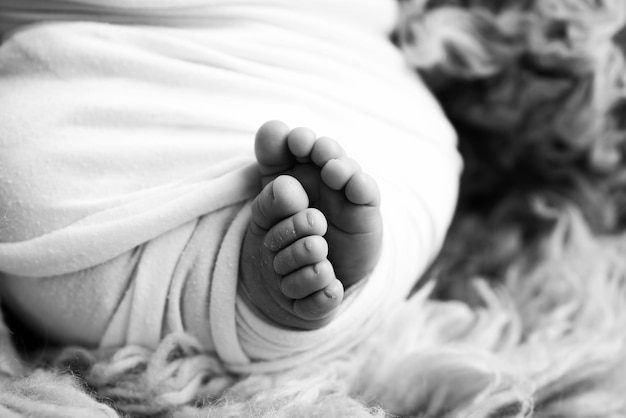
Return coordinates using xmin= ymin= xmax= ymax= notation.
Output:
xmin=1 ymin=0 xmax=626 ymax=417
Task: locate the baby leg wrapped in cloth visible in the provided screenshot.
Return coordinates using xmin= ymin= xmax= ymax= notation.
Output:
xmin=0 ymin=0 xmax=461 ymax=373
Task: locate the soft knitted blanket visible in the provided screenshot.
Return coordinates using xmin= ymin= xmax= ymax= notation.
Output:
xmin=0 ymin=0 xmax=460 ymax=373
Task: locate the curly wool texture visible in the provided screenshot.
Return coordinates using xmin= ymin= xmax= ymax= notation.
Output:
xmin=1 ymin=0 xmax=626 ymax=417
xmin=398 ymin=0 xmax=626 ymax=233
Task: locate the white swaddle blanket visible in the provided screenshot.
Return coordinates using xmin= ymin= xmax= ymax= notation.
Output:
xmin=0 ymin=0 xmax=460 ymax=372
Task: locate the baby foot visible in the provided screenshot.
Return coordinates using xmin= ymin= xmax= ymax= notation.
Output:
xmin=239 ymin=175 xmax=344 ymax=329
xmin=239 ymin=121 xmax=383 ymax=330
xmin=255 ymin=120 xmax=383 ymax=286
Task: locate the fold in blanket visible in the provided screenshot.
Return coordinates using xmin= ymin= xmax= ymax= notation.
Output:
xmin=0 ymin=0 xmax=461 ymax=372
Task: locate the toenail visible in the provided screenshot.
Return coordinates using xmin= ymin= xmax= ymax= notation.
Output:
xmin=312 ymin=264 xmax=319 ymax=275
xmin=323 ymin=288 xmax=337 ymax=299
xmin=304 ymin=240 xmax=312 ymax=252
xmin=306 ymin=212 xmax=315 ymax=227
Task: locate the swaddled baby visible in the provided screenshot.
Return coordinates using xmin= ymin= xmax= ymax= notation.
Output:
xmin=0 ymin=0 xmax=460 ymax=372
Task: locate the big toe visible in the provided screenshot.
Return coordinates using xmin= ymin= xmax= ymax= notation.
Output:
xmin=255 ymin=120 xmax=293 ymax=177
xmin=251 ymin=175 xmax=309 ymax=232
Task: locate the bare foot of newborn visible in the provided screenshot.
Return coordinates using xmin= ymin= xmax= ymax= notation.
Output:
xmin=239 ymin=121 xmax=383 ymax=330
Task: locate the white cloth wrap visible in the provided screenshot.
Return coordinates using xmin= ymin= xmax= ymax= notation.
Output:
xmin=0 ymin=0 xmax=461 ymax=372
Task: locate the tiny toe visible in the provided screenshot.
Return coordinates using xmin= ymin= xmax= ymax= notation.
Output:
xmin=287 ymin=127 xmax=317 ymax=161
xmin=255 ymin=120 xmax=293 ymax=175
xmin=293 ymin=279 xmax=344 ymax=320
xmin=280 ymin=260 xmax=335 ymax=299
xmin=345 ymin=172 xmax=381 ymax=206
xmin=263 ymin=208 xmax=328 ymax=252
xmin=251 ymin=175 xmax=309 ymax=231
xmin=273 ymin=236 xmax=328 ymax=275
xmin=320 ymin=157 xmax=361 ymax=190
xmin=311 ymin=136 xmax=346 ymax=167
